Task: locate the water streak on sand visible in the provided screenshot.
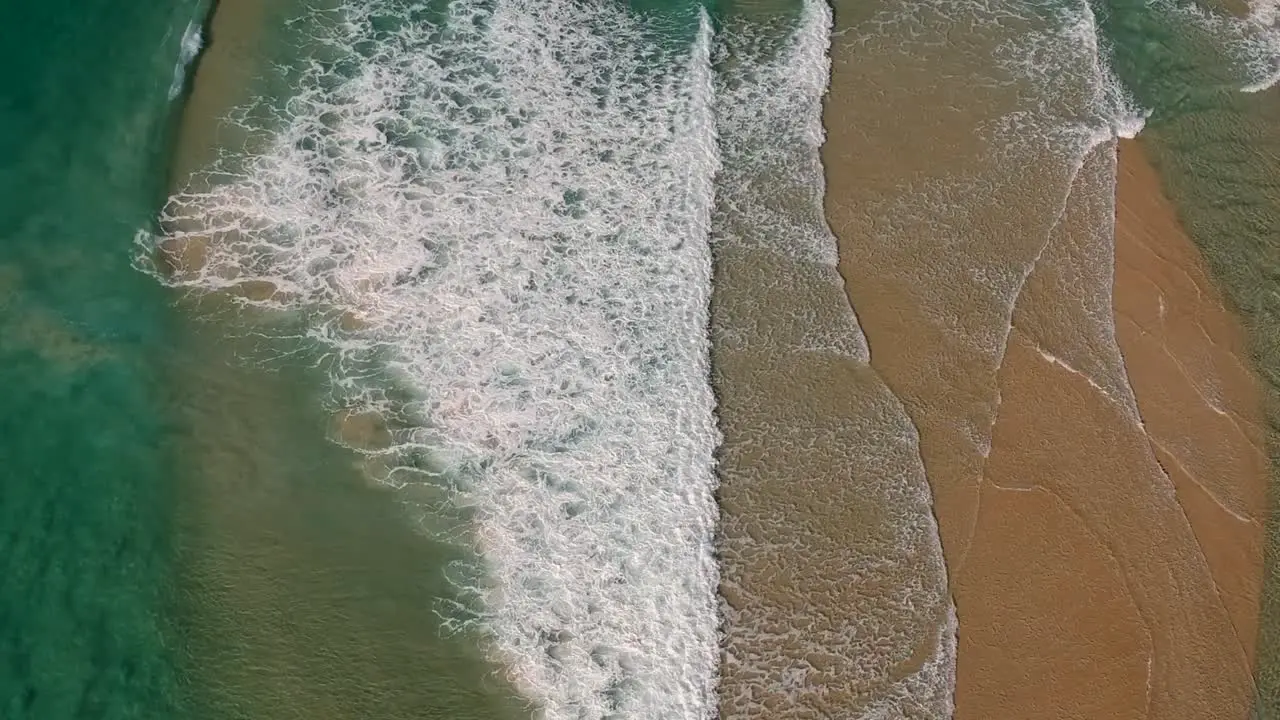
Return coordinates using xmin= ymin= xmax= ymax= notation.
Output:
xmin=169 ymin=20 xmax=205 ymax=100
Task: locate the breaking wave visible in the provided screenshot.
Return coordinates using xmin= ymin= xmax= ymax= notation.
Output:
xmin=143 ymin=0 xmax=722 ymax=717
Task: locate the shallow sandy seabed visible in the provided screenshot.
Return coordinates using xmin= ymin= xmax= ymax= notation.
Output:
xmin=825 ymin=124 xmax=1266 ymax=715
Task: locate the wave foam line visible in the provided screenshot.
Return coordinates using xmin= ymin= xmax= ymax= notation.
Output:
xmin=1148 ymin=0 xmax=1280 ymax=93
xmin=148 ymin=0 xmax=722 ymax=717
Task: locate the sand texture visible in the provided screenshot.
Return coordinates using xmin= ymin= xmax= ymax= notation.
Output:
xmin=822 ymin=10 xmax=1267 ymax=711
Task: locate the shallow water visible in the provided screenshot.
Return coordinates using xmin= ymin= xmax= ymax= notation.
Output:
xmin=157 ymin=0 xmax=536 ymax=716
xmin=153 ymin=0 xmax=724 ymax=716
xmin=709 ymin=2 xmax=954 ymax=716
xmin=162 ymin=313 xmax=531 ymax=719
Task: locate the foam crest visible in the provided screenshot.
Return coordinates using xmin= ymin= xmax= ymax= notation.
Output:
xmin=150 ymin=1 xmax=721 ymax=717
xmin=995 ymin=0 xmax=1146 ymax=156
xmin=1224 ymin=0 xmax=1280 ymax=91
xmin=169 ymin=19 xmax=204 ymax=100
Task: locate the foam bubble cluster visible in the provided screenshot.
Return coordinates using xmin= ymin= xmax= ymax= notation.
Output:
xmin=711 ymin=1 xmax=956 ymax=715
xmin=150 ymin=0 xmax=721 ymax=717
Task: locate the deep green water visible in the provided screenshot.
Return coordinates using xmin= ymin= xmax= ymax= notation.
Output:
xmin=0 ymin=0 xmax=204 ymax=717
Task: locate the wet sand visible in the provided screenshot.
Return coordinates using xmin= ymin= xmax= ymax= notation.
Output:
xmin=822 ymin=19 xmax=1268 ymax=707
xmin=1130 ymin=81 xmax=1280 ymax=716
xmin=1112 ymin=139 xmax=1267 ymax=667
xmin=942 ymin=140 xmax=1266 ymax=718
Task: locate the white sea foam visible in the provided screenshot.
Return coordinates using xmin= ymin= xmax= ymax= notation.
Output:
xmin=1218 ymin=0 xmax=1280 ymax=92
xmin=713 ymin=0 xmax=955 ymax=715
xmin=992 ymin=0 xmax=1146 ymax=155
xmin=148 ymin=0 xmax=722 ymax=717
xmin=169 ymin=19 xmax=203 ymax=100
xmin=713 ymin=0 xmax=867 ymax=359
xmin=1147 ymin=0 xmax=1280 ymax=92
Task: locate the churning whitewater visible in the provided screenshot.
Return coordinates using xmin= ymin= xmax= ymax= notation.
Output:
xmin=147 ymin=0 xmax=722 ymax=717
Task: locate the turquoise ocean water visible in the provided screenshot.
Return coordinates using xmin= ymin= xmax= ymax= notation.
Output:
xmin=0 ymin=0 xmax=203 ymax=716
